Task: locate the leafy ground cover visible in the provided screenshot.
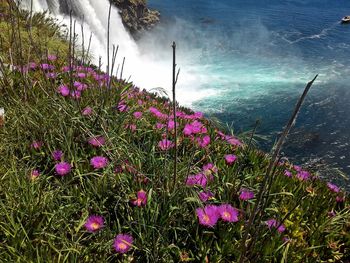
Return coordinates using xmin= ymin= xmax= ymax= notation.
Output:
xmin=0 ymin=1 xmax=349 ymax=262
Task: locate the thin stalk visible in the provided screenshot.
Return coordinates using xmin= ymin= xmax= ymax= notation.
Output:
xmin=172 ymin=42 xmax=178 ymax=189
xmin=238 ymin=75 xmax=318 ymax=262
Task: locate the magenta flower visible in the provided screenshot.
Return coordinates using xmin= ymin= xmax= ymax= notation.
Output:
xmin=90 ymin=156 xmax=109 ymax=169
xmin=293 ymin=165 xmax=302 ymax=172
xmin=82 ymin=107 xmax=93 ymax=116
xmin=46 ymin=72 xmax=57 ymax=79
xmin=30 ymin=170 xmax=40 ymax=180
xmin=57 ymin=85 xmax=70 ymax=97
xmin=88 ymin=136 xmax=106 ymax=147
xmin=284 ymin=170 xmax=292 ymax=178
xmin=76 ymin=72 xmax=86 ymax=78
xmin=131 ymin=190 xmax=148 ymax=207
xmin=31 ymin=140 xmax=43 ymax=150
xmin=218 ymin=204 xmax=239 ymax=223
xmin=336 ymin=196 xmax=345 ymax=202
xmin=196 ymin=205 xmax=219 ymax=227
xmin=197 ymin=135 xmax=211 ymax=148
xmin=113 ymin=234 xmax=133 ymax=254
xmin=266 ymin=219 xmax=286 ymax=233
xmin=155 ymin=123 xmax=165 ymax=130
xmin=84 ymin=215 xmax=104 ymax=232
xmin=55 ymin=162 xmax=71 ymax=176
xmin=133 ymin=112 xmax=143 ymax=119
xmin=158 ymin=139 xmax=174 ymax=151
xmin=52 ymin=150 xmax=63 ymax=161
xmin=225 ymin=154 xmax=237 ymax=165
xmin=239 ymin=189 xmax=255 ymax=201
xmin=327 ymin=182 xmax=340 ymax=193
xmin=117 ymin=102 xmax=128 ymax=112
xmin=40 ymin=63 xmax=54 ymax=71
xmin=296 ymin=170 xmax=310 ymax=181
xmin=47 ymin=54 xmax=57 ymax=61
xmin=225 ymin=136 xmax=242 ymax=146
xmin=70 ymin=90 xmax=81 ymax=99
xmin=198 ymin=190 xmax=214 ymax=202
xmin=186 ymin=173 xmax=207 ymax=188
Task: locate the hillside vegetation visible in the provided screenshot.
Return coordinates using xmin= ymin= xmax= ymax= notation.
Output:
xmin=0 ymin=2 xmax=349 ymax=262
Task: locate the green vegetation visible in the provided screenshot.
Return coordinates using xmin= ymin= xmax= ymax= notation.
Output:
xmin=0 ymin=2 xmax=349 ymax=262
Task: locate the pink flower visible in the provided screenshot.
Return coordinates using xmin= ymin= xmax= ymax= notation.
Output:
xmin=82 ymin=107 xmax=93 ymax=116
xmin=52 ymin=150 xmax=63 ymax=161
xmin=225 ymin=154 xmax=237 ymax=165
xmin=218 ymin=204 xmax=239 ymax=223
xmin=158 ymin=139 xmax=174 ymax=151
xmin=117 ymin=102 xmax=128 ymax=112
xmin=284 ymin=170 xmax=292 ymax=178
xmin=266 ymin=219 xmax=286 ymax=233
xmin=70 ymin=90 xmax=81 ymax=99
xmin=198 ymin=190 xmax=214 ymax=202
xmin=57 ymin=85 xmax=70 ymax=97
xmin=186 ymin=173 xmax=207 ymax=188
xmin=84 ymin=215 xmax=104 ymax=232
xmin=113 ymin=234 xmax=133 ymax=254
xmin=47 ymin=54 xmax=57 ymax=61
xmin=225 ymin=136 xmax=242 ymax=146
xmin=197 ymin=135 xmax=211 ymax=148
xmin=90 ymin=156 xmax=109 ymax=169
xmin=239 ymin=189 xmax=255 ymax=201
xmin=46 ymin=72 xmax=57 ymax=79
xmin=327 ymin=182 xmax=340 ymax=193
xmin=31 ymin=141 xmax=43 ymax=150
xmin=55 ymin=162 xmax=71 ymax=176
xmin=196 ymin=205 xmax=219 ymax=227
xmin=133 ymin=112 xmax=143 ymax=119
xmin=30 ymin=170 xmax=40 ymax=180
xmin=131 ymin=190 xmax=147 ymax=207
xmin=88 ymin=136 xmax=106 ymax=147
xmin=336 ymin=196 xmax=345 ymax=202
xmin=126 ymin=124 xmax=137 ymax=132
xmin=296 ymin=170 xmax=310 ymax=181
xmin=155 ymin=123 xmax=165 ymax=130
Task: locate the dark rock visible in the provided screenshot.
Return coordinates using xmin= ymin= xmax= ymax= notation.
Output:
xmin=110 ymin=0 xmax=160 ymax=36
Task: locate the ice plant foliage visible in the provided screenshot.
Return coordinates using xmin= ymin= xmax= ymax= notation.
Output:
xmin=114 ymin=234 xmax=133 ymax=254
xmin=84 ymin=215 xmax=104 ymax=232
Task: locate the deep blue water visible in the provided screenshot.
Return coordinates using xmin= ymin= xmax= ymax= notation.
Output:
xmin=146 ymin=0 xmax=350 ymax=187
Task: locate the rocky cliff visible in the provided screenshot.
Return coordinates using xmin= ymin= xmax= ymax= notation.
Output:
xmin=111 ymin=0 xmax=160 ymax=36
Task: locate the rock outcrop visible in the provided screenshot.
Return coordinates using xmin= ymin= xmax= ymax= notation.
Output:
xmin=111 ymin=0 xmax=160 ymax=36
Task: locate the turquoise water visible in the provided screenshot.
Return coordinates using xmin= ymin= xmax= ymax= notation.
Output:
xmin=146 ymin=0 xmax=350 ymax=185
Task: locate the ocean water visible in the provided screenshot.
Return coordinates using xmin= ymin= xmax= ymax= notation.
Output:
xmin=146 ymin=0 xmax=350 ymax=186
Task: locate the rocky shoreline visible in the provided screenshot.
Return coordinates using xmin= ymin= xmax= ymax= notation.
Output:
xmin=111 ymin=0 xmax=160 ymax=36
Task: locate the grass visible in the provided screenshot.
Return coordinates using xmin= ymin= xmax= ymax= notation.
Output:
xmin=0 ymin=1 xmax=349 ymax=262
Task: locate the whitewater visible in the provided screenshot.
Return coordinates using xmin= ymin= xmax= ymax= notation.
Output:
xmin=19 ymin=0 xmax=215 ymax=105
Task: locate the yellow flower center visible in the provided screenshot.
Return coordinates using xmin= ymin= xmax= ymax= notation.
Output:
xmin=91 ymin=222 xmax=100 ymax=230
xmin=203 ymin=215 xmax=210 ymax=223
xmin=118 ymin=243 xmax=127 ymax=250
xmin=223 ymin=212 xmax=231 ymax=220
